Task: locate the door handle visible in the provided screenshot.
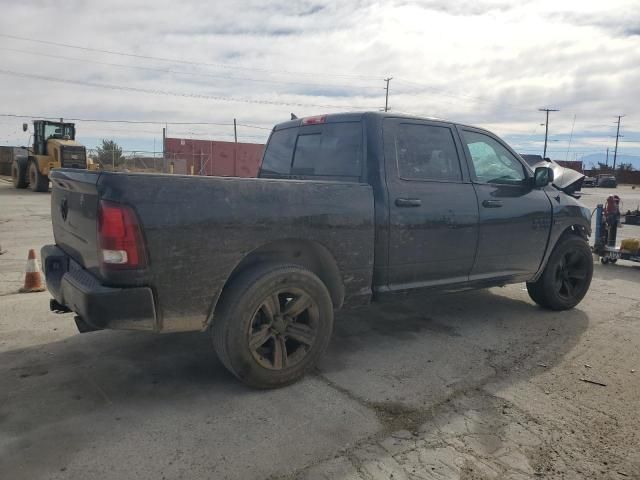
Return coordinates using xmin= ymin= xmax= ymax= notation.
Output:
xmin=482 ymin=199 xmax=503 ymax=208
xmin=395 ymin=198 xmax=422 ymax=207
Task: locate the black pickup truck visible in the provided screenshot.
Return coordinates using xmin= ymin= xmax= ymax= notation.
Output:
xmin=42 ymin=112 xmax=593 ymax=388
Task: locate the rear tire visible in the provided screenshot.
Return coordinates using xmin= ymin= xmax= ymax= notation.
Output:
xmin=212 ymin=263 xmax=334 ymax=389
xmin=28 ymin=160 xmax=49 ymax=192
xmin=11 ymin=159 xmax=28 ymax=189
xmin=526 ymin=235 xmax=593 ymax=310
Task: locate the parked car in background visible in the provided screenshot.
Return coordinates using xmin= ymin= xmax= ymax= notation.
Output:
xmin=597 ymin=174 xmax=617 ymax=188
xmin=582 ymin=176 xmax=596 ymax=187
xmin=42 ymin=112 xmax=594 ymax=388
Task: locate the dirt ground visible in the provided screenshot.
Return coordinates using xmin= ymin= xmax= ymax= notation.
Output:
xmin=0 ymin=178 xmax=639 ymax=479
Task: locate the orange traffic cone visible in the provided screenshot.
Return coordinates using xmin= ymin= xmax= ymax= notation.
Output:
xmin=19 ymin=249 xmax=45 ymax=293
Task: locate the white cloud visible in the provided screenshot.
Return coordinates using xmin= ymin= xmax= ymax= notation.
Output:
xmin=0 ymin=0 xmax=638 ymax=162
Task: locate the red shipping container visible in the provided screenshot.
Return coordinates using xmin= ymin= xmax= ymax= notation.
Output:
xmin=164 ymin=138 xmax=264 ymax=177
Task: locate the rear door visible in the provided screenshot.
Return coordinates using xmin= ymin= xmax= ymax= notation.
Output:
xmin=458 ymin=127 xmax=552 ymax=279
xmin=384 ymin=118 xmax=479 ymax=289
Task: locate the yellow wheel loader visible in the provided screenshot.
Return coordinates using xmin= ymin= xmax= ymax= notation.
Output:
xmin=12 ymin=119 xmax=89 ymax=192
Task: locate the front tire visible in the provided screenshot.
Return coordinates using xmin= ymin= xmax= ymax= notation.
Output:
xmin=11 ymin=159 xmax=28 ymax=188
xmin=526 ymin=235 xmax=593 ymax=310
xmin=28 ymin=161 xmax=49 ymax=192
xmin=212 ymin=264 xmax=334 ymax=388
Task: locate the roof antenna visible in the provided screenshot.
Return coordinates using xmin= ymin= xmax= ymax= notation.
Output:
xmin=290 ymin=113 xmax=298 ymax=120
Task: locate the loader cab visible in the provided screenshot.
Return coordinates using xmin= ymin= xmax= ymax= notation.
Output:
xmin=33 ymin=120 xmax=76 ymax=155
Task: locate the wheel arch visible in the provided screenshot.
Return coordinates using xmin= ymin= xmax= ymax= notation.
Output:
xmin=558 ymin=223 xmax=589 ymax=242
xmin=206 ymin=238 xmax=344 ymax=328
xmin=531 ymin=222 xmax=591 ymax=282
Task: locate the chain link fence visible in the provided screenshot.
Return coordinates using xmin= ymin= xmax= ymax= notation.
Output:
xmin=87 ymin=149 xmax=166 ymax=173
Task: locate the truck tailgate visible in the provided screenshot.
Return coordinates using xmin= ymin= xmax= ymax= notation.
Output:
xmin=50 ymin=169 xmax=102 ymax=275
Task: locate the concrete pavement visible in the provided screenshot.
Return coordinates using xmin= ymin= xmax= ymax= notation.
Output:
xmin=0 ymin=179 xmax=639 ymax=479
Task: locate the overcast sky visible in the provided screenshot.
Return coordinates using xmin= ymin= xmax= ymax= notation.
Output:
xmin=0 ymin=0 xmax=639 ymax=166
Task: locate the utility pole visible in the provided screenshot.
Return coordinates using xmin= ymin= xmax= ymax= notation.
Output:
xmin=384 ymin=77 xmax=393 ymax=112
xmin=605 ymin=147 xmax=609 ymax=167
xmin=612 ymin=115 xmax=624 ymax=172
xmin=538 ymin=108 xmax=559 ymax=159
xmin=233 ymin=118 xmax=238 ymax=177
xmin=162 ymin=126 xmax=166 ymax=173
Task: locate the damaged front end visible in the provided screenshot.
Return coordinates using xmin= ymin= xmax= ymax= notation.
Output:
xmin=544 ymin=160 xmax=585 ymax=196
xmin=520 ymin=154 xmax=585 ymax=197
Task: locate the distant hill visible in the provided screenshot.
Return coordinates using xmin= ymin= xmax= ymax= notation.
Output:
xmin=579 ymin=153 xmax=640 ymax=170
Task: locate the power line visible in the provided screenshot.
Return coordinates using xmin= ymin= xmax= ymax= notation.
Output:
xmin=0 ymin=69 xmax=379 ymax=110
xmin=1 ymin=38 xmax=508 ymax=107
xmin=0 ymin=113 xmax=271 ymax=130
xmin=565 ymin=114 xmax=576 ymax=161
xmin=2 ymin=45 xmax=535 ymax=112
xmin=0 ymin=46 xmax=382 ymax=91
xmin=394 ymin=78 xmax=533 ymax=113
xmin=0 ymin=33 xmax=382 ymax=81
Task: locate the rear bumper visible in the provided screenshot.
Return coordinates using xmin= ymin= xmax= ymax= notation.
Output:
xmin=41 ymin=245 xmax=157 ymax=331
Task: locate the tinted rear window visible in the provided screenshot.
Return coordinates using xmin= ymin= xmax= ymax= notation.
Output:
xmin=261 ymin=127 xmax=297 ymax=176
xmin=261 ymin=122 xmax=362 ymax=179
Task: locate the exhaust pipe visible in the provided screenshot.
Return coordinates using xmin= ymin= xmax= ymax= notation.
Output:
xmin=48 ymin=300 xmax=102 ymax=333
xmin=49 ymin=298 xmax=71 ymax=314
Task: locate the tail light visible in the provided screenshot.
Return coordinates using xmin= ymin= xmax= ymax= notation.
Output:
xmin=98 ymin=200 xmax=147 ymax=269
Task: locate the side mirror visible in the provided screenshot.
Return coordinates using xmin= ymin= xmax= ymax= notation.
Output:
xmin=534 ymin=166 xmax=554 ymax=187
xmin=22 ymin=123 xmax=28 ymax=132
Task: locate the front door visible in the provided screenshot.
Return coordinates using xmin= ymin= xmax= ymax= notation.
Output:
xmin=458 ymin=127 xmax=553 ymax=279
xmin=384 ymin=119 xmax=479 ymax=290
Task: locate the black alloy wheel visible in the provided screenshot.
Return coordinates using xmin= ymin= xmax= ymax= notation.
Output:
xmin=554 ymin=250 xmax=589 ymax=301
xmin=248 ymin=288 xmax=319 ymax=370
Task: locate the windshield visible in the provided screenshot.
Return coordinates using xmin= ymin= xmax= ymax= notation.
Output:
xmin=44 ymin=123 xmax=74 ymax=139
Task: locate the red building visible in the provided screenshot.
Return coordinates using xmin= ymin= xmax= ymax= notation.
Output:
xmin=164 ymin=138 xmax=265 ymax=177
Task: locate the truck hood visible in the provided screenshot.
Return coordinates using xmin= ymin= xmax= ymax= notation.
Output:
xmin=533 ymin=160 xmax=585 ymax=195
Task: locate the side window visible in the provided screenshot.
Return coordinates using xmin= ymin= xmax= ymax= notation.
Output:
xmin=385 ymin=123 xmax=462 ymax=182
xmin=462 ymin=130 xmax=526 ymax=184
xmin=291 ymin=123 xmax=362 ymax=178
xmin=261 ymin=127 xmax=297 ymax=177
